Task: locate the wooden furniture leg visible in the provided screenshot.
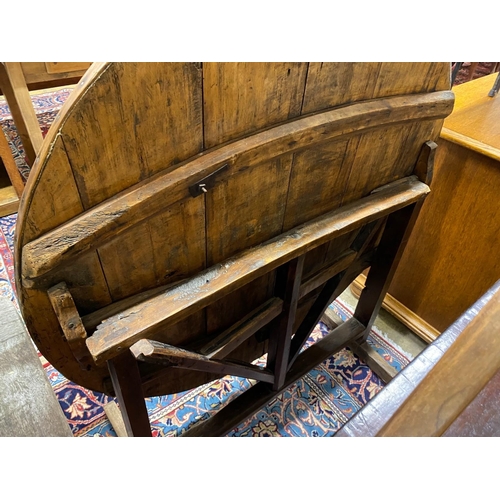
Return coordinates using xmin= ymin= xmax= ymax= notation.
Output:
xmin=107 ymin=351 xmax=152 ymax=437
xmin=354 ymin=202 xmax=421 ymax=338
xmin=103 ymin=401 xmax=128 ymax=437
xmin=0 ymin=127 xmax=25 ymax=216
xmin=266 ymin=256 xmax=305 ymax=390
xmin=0 ymin=62 xmax=43 ymax=166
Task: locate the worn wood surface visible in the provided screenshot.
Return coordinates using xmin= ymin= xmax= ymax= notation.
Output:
xmin=0 ymin=296 xmax=72 ymax=437
xmin=337 ymin=280 xmax=500 ymax=437
xmin=15 ymin=63 xmax=453 ymax=398
xmin=0 ymin=126 xmax=25 ymax=197
xmin=131 ymin=339 xmax=275 ymax=384
xmin=86 ymin=177 xmax=430 ymax=366
xmin=443 ymin=368 xmax=500 ymax=437
xmin=47 ymin=282 xmax=92 ymax=371
xmin=0 ymin=62 xmax=44 ymax=165
xmin=388 ymin=73 xmax=500 ymax=334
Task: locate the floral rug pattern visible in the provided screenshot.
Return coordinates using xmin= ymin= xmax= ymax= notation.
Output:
xmin=0 ymin=86 xmax=413 ymax=437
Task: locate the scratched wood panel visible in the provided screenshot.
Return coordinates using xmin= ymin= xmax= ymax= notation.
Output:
xmin=62 ymin=62 xmax=204 ymax=209
xmin=302 ymin=63 xmax=451 ymax=115
xmin=202 ymin=63 xmax=307 ymax=346
xmin=340 ymin=124 xmax=426 ymax=205
xmin=373 ymin=62 xmax=451 ymax=97
xmin=206 ymin=157 xmax=294 ymax=265
xmin=282 ymin=138 xmax=360 ymax=280
xmin=302 ymin=62 xmax=382 ymax=113
xmin=98 ymin=196 xmax=206 ymax=302
xmin=282 ymin=139 xmax=353 ymax=231
xmin=21 ymin=135 xmax=83 ymax=239
xmin=202 ymin=62 xmax=309 ymax=148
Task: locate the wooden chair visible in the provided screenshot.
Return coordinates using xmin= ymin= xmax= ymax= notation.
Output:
xmin=15 ymin=63 xmax=454 ymax=437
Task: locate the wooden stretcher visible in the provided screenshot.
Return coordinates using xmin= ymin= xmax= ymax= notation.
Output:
xmin=15 ymin=63 xmax=454 ymax=436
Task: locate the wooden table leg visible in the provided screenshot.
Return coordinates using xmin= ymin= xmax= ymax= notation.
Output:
xmin=0 ymin=62 xmax=43 ymax=166
xmin=107 ymin=351 xmax=152 ymax=437
xmin=0 ymin=127 xmax=24 ymax=216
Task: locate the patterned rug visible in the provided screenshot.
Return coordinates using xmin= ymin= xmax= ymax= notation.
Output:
xmin=0 ymin=85 xmax=414 ymax=437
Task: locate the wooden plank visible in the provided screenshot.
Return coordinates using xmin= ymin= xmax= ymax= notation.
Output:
xmin=86 ymin=177 xmax=430 ymax=365
xmin=131 ymin=339 xmax=275 ymax=384
xmin=15 ymin=134 xmax=113 ymax=394
xmin=347 ymin=341 xmax=398 ymax=384
xmin=202 ymin=62 xmax=308 ymax=148
xmin=20 ymin=135 xmax=84 ymax=238
xmin=282 ymin=139 xmax=353 ymax=230
xmin=301 ymin=63 xmax=451 ymax=115
xmin=302 ymin=62 xmax=382 ymax=113
xmin=206 ymin=156 xmax=293 ymax=264
xmin=0 ymin=62 xmax=44 ymax=165
xmin=199 ymin=298 xmax=284 ymax=359
xmin=182 ymin=318 xmax=366 ymax=436
xmin=373 ymin=62 xmax=451 ymax=97
xmin=340 ymin=124 xmax=422 ymax=205
xmin=97 ymin=196 xmax=206 ymax=302
xmin=62 ymin=62 xmax=204 ymax=210
xmin=21 ymin=91 xmax=454 ymax=284
xmin=0 ymin=296 xmax=72 ymax=437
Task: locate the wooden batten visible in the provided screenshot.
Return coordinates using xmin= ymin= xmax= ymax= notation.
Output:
xmin=86 ymin=176 xmax=429 ymax=365
xmin=131 ymin=339 xmax=275 ymax=384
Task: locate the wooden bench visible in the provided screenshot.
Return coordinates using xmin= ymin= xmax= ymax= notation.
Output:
xmin=0 ymin=297 xmax=72 ymax=436
xmin=337 ymin=279 xmax=500 ymax=437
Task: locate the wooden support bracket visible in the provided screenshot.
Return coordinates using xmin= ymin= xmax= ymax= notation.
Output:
xmin=47 ymin=282 xmax=93 ymax=371
xmin=413 ymin=140 xmax=437 ymax=186
xmin=131 ymin=339 xmax=275 ymax=384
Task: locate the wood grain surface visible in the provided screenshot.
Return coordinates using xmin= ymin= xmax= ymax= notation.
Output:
xmin=15 ymin=63 xmax=453 ymax=396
